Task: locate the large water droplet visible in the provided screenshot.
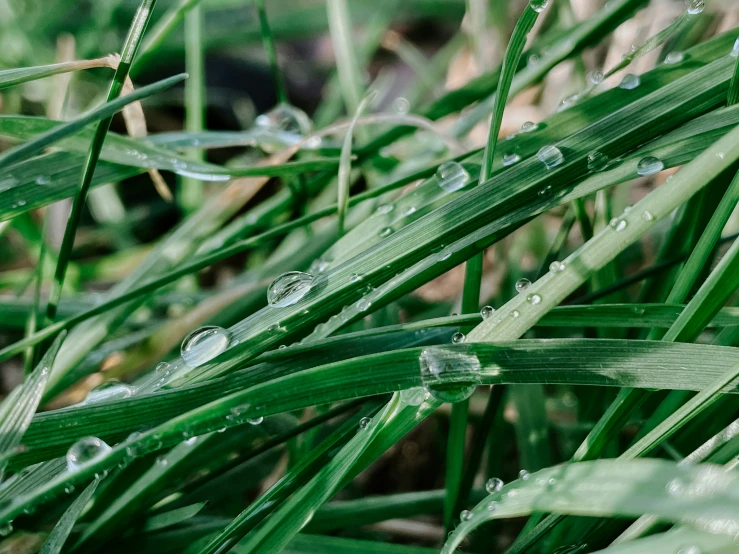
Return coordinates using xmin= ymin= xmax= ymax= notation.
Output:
xmin=400 ymin=387 xmax=427 ymax=406
xmin=480 ymin=306 xmax=495 ymax=319
xmin=529 ymin=0 xmax=549 ymax=12
xmin=587 ymin=151 xmax=609 ymax=172
xmin=84 ymin=380 xmax=136 ymax=404
xmin=515 ymin=278 xmax=531 ymax=293
xmin=619 ymin=74 xmax=640 ymax=90
xmin=537 ymin=145 xmax=564 ymax=169
xmin=685 ymin=0 xmax=703 ymax=14
xmin=486 ymin=477 xmax=504 ymax=493
xmin=664 ymin=51 xmax=684 ymax=64
xmin=255 ymin=103 xmax=312 ymax=135
xmin=419 ymin=346 xmax=481 ymax=403
xmin=636 ymin=156 xmax=664 ymax=176
xmin=66 ymin=437 xmax=112 ymax=472
xmin=267 ymin=271 xmax=314 ymax=307
xmin=436 ymin=161 xmax=470 ymax=192
xmin=181 ymin=326 xmax=230 ymax=368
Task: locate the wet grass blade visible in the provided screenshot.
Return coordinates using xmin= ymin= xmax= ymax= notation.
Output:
xmin=39 ymin=478 xmax=99 ymax=554
xmin=0 ymin=57 xmax=114 ymax=90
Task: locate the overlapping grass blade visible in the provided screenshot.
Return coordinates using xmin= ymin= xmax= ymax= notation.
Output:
xmin=39 ymin=478 xmax=99 ymax=554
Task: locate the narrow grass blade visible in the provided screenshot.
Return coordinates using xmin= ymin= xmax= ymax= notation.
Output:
xmin=0 ymin=57 xmax=114 ymax=90
xmin=39 ymin=478 xmax=99 ymax=554
xmin=326 ymin=0 xmax=364 ymax=114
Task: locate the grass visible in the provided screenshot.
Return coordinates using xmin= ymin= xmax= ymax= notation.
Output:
xmin=0 ymin=0 xmax=738 ymax=553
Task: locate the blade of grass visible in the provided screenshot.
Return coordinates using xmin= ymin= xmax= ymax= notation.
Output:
xmin=0 ymin=57 xmax=115 ymax=90
xmin=255 ymin=0 xmax=287 ymax=105
xmin=39 ymin=478 xmax=99 ymax=554
xmin=326 ymin=0 xmax=364 ymax=114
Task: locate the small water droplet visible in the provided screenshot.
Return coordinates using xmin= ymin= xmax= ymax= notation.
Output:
xmin=664 ymin=51 xmax=684 ymax=64
xmin=519 ymin=469 xmax=531 ymax=480
xmin=267 ymin=271 xmax=314 ymax=307
xmin=155 ymin=362 xmax=170 ymax=374
xmin=400 ymin=387 xmax=427 ymax=406
xmin=549 ymin=261 xmax=565 ymax=273
xmin=392 ymin=97 xmax=410 ymax=115
xmin=511 ymin=310 xmax=520 ymax=318
xmin=379 ymin=227 xmax=394 ymax=238
xmin=64 ymin=486 xmax=75 ymax=495
xmin=503 ymin=153 xmax=521 ymax=166
xmin=451 ymin=332 xmax=465 ymax=344
xmin=181 ymin=326 xmax=230 ymax=368
xmin=309 ymin=258 xmax=329 ymax=274
xmin=0 ymin=523 xmax=12 ymax=537
xmin=528 ymin=54 xmax=539 ymax=66
xmin=587 ymin=151 xmax=609 ymax=171
xmin=83 ymin=380 xmax=136 ymax=404
xmin=185 ymin=436 xmax=198 ymax=445
xmin=527 ymin=293 xmax=542 ymax=305
xmin=538 ymin=185 xmax=553 ymax=198
xmin=35 ymin=175 xmax=50 ymax=185
xmin=666 ymin=478 xmax=683 ymax=495
xmin=305 ymin=135 xmax=322 ymax=149
xmin=487 ymin=501 xmax=498 ymax=511
xmin=355 ymin=297 xmax=372 ymax=312
xmin=618 ymin=73 xmax=641 ymax=90
xmin=587 ymin=70 xmax=604 ymax=84
xmin=403 ymin=206 xmax=417 ymax=217
xmin=66 ymin=437 xmax=112 ymax=472
xmin=460 ymin=509 xmax=472 ymax=521
xmin=437 ymin=247 xmax=452 ymax=261
xmin=732 ymin=38 xmax=739 ymax=58
xmin=537 ymin=145 xmax=564 ymax=169
xmin=685 ymin=0 xmax=703 ymax=14
xmin=677 ymin=546 xmax=702 ymax=554
xmin=641 ymin=210 xmax=654 ymax=222
xmin=520 ymin=121 xmax=537 ymax=132
xmin=156 ymin=456 xmax=168 ymax=467
xmin=359 ymin=417 xmax=371 ymax=429
xmin=255 ymin=103 xmax=312 ymax=135
xmin=529 ymin=0 xmax=549 ymax=12
xmin=480 ymin=306 xmax=495 ymax=319
xmin=419 ymin=346 xmax=481 ymax=403
xmin=636 ymin=156 xmax=664 ymax=176
xmin=436 ymin=161 xmax=470 ymax=192
xmin=376 ymin=203 xmax=394 ymax=215
xmin=615 ymin=220 xmax=628 ymax=231
xmin=248 ymin=417 xmax=264 ymax=425
xmin=515 ymin=278 xmax=531 ymax=293
xmin=486 ymin=477 xmax=504 ymax=493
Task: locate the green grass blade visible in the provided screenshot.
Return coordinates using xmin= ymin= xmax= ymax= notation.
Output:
xmin=0 ymin=58 xmax=113 ymax=90
xmin=338 ymin=93 xmax=373 ymax=235
xmin=255 ymin=0 xmax=288 ymax=104
xmin=39 ymin=478 xmax=99 ymax=554
xmin=326 ymin=0 xmax=364 ymax=114
xmin=728 ymin=44 xmax=739 ymax=106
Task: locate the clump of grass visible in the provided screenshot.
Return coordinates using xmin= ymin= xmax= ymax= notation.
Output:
xmin=0 ymin=0 xmax=738 ymax=553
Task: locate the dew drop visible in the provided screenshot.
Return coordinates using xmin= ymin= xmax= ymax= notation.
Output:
xmin=618 ymin=73 xmax=641 ymax=90
xmin=486 ymin=477 xmax=504 ymax=493
xmin=549 ymin=261 xmax=565 ymax=273
xmin=267 ymin=271 xmax=314 ymax=307
xmin=503 ymin=153 xmax=521 ymax=166
xmin=615 ymin=220 xmax=627 ymax=231
xmin=511 ymin=310 xmax=520 ymax=318
xmin=156 ymin=456 xmax=168 ymax=467
xmin=255 ymin=103 xmax=312 ymax=135
xmin=248 ymin=417 xmax=264 ymax=425
xmin=403 ymin=206 xmax=417 ymax=217
xmin=587 ymin=70 xmax=604 ymax=84
xmin=677 ymin=546 xmax=702 ymax=554
xmin=379 ymin=227 xmax=394 ymax=238
xmin=436 ymin=161 xmax=470 ymax=192
xmin=376 ymin=203 xmax=394 ymax=215
xmin=528 ymin=54 xmax=539 ymax=66
xmin=641 ymin=210 xmax=654 ymax=222
xmin=35 ymin=175 xmax=50 ymax=185
xmin=66 ymin=437 xmax=112 ymax=472
xmin=487 ymin=501 xmax=498 ymax=511
xmin=520 ymin=121 xmax=537 ymax=132
xmin=529 ymin=0 xmax=549 ymax=12
xmin=419 ymin=346 xmax=481 ymax=403
xmin=350 ymin=273 xmax=363 ymax=283
xmin=685 ymin=0 xmax=703 ymax=14
xmin=515 ymin=278 xmax=531 ymax=293
xmin=400 ymin=387 xmax=427 ymax=406
xmin=732 ymin=38 xmax=739 ymax=58
xmin=664 ymin=51 xmax=684 ymax=64
xmin=527 ymin=293 xmax=542 ymax=305
xmin=538 ymin=185 xmax=553 ymax=198
xmin=451 ymin=332 xmax=466 ymax=344
xmin=181 ymin=326 xmax=230 ymax=368
xmin=64 ymin=486 xmax=75 ymax=495
xmin=587 ymin=151 xmax=609 ymax=172
xmin=83 ymin=380 xmax=136 ymax=404
xmin=636 ymin=156 xmax=664 ymax=176
xmin=155 ymin=362 xmax=171 ymax=374
xmin=0 ymin=523 xmax=12 ymax=537
xmin=305 ymin=135 xmax=322 ymax=149
xmin=309 ymin=258 xmax=329 ymax=274
xmin=392 ymin=97 xmax=410 ymax=115
xmin=480 ymin=306 xmax=495 ymax=319
xmin=460 ymin=509 xmax=472 ymax=521
xmin=537 ymin=145 xmax=564 ymax=169
xmin=359 ymin=417 xmax=371 ymax=430
xmin=519 ymin=469 xmax=531 ymax=480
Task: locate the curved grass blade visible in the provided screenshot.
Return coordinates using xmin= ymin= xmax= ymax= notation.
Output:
xmin=39 ymin=478 xmax=99 ymax=554
xmin=728 ymin=43 xmax=739 ymax=106
xmin=0 ymin=57 xmax=114 ymax=90
xmin=338 ymin=93 xmax=373 ymax=235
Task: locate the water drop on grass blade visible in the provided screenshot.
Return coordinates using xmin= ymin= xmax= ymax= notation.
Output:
xmin=486 ymin=477 xmax=504 ymax=493
xmin=480 ymin=306 xmax=495 ymax=319
xmin=436 ymin=161 xmax=470 ymax=192
xmin=400 ymin=387 xmax=427 ymax=406
xmin=267 ymin=271 xmax=314 ymax=307
xmin=66 ymin=437 xmax=112 ymax=472
xmin=419 ymin=346 xmax=481 ymax=403
xmin=515 ymin=278 xmax=531 ymax=293
xmin=181 ymin=326 xmax=230 ymax=368
xmin=84 ymin=380 xmax=135 ymax=404
xmin=636 ymin=156 xmax=664 ymax=176
xmin=619 ymin=74 xmax=640 ymax=90
xmin=537 ymin=145 xmax=563 ymax=168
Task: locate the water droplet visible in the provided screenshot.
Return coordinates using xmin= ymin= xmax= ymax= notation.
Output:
xmin=35 ymin=175 xmax=50 ymax=185
xmin=376 ymin=203 xmax=394 ymax=215
xmin=641 ymin=210 xmax=654 ymax=222
xmin=419 ymin=346 xmax=481 ymax=403
xmin=185 ymin=436 xmax=198 ymax=445
xmin=83 ymin=380 xmax=135 ymax=404
xmin=619 ymin=74 xmax=641 ymax=90
xmin=355 ymin=297 xmax=372 ymax=312
xmin=400 ymin=387 xmax=427 ymax=406
xmin=350 ymin=273 xmax=363 ymax=283
xmin=511 ymin=310 xmax=520 ymax=318
xmin=305 ymin=135 xmax=322 ymax=149
xmin=537 ymin=145 xmax=564 ymax=169
xmin=155 ymin=362 xmax=170 ymax=374
xmin=515 ymin=278 xmax=531 ymax=293
xmin=615 ymin=220 xmax=627 ymax=231
xmin=677 ymin=546 xmax=702 ymax=554
xmin=559 ymin=93 xmax=579 ymax=110
xmin=451 ymin=332 xmax=465 ymax=344
xmin=587 ymin=70 xmax=604 ymax=84
xmin=666 ymin=478 xmax=683 ymax=495
xmin=64 ymin=486 xmax=75 ymax=494
xmin=309 ymin=258 xmax=329 ymax=274
xmin=437 ymin=247 xmax=452 ymax=261
xmin=181 ymin=326 xmax=230 ymax=368
xmin=379 ymin=227 xmax=394 ymax=238
xmin=359 ymin=417 xmax=371 ymax=429
xmin=519 ymin=469 xmax=531 ymax=480
xmin=664 ymin=51 xmax=684 ymax=64
xmin=685 ymin=0 xmax=703 ymax=14
xmin=0 ymin=523 xmax=12 ymax=536
xmin=503 ymin=153 xmax=521 ymax=166
xmin=587 ymin=151 xmax=609 ymax=172
xmin=732 ymin=38 xmax=739 ymax=58
xmin=436 ymin=161 xmax=470 ymax=192
xmin=248 ymin=417 xmax=264 ymax=425
xmin=267 ymin=271 xmax=314 ymax=307
xmin=480 ymin=306 xmax=495 ymax=319
xmin=487 ymin=501 xmax=498 ymax=511
xmin=549 ymin=261 xmax=565 ymax=273
xmin=538 ymin=185 xmax=553 ymax=198
xmin=403 ymin=206 xmax=417 ymax=217
xmin=636 ymin=156 xmax=664 ymax=176
xmin=156 ymin=456 xmax=168 ymax=467
xmin=528 ymin=54 xmax=539 ymax=66
xmin=527 ymin=293 xmax=542 ymax=305
xmin=255 ymin=103 xmax=312 ymax=135
xmin=529 ymin=0 xmax=549 ymax=12
xmin=392 ymin=97 xmax=410 ymax=115
xmin=66 ymin=437 xmax=112 ymax=472
xmin=486 ymin=477 xmax=504 ymax=493
xmin=460 ymin=510 xmax=472 ymax=521
xmin=520 ymin=121 xmax=537 ymax=132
